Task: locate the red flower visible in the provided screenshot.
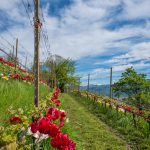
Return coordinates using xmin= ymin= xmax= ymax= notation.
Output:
xmin=50 ymin=98 xmax=55 ymax=102
xmin=123 ymin=106 xmax=133 ymax=112
xmin=0 ymin=58 xmax=4 ymax=62
xmin=59 ymin=112 xmax=66 ymax=128
xmin=21 ymin=76 xmax=27 ymax=81
xmin=47 ymin=108 xmax=60 ymax=121
xmin=51 ymin=133 xmax=69 ymax=148
xmin=68 ymin=140 xmax=76 ymax=150
xmin=55 ymin=99 xmax=60 ymax=107
xmin=30 ymin=117 xmax=60 ymax=138
xmin=14 ymin=74 xmax=20 ymax=79
xmin=53 ymin=92 xmax=59 ymax=99
xmin=56 ymin=88 xmax=61 ymax=94
xmin=30 ymin=122 xmax=38 ymax=133
xmin=59 ymin=117 xmax=65 ymax=128
xmin=51 ymin=133 xmax=76 ymax=150
xmin=61 ymin=112 xmax=66 ymax=118
xmin=38 ymin=117 xmax=50 ymax=134
xmin=10 ymin=116 xmax=21 ymax=124
xmin=49 ymin=123 xmax=60 ymax=137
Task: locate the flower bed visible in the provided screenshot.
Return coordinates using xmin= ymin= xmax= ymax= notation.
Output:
xmin=0 ymin=57 xmax=49 ymax=86
xmin=0 ymin=88 xmax=76 ymax=149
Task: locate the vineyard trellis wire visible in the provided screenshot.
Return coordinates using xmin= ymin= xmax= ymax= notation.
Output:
xmin=0 ymin=48 xmax=30 ymax=71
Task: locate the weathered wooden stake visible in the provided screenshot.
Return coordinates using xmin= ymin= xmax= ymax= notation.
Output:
xmin=14 ymin=38 xmax=18 ymax=73
xmin=87 ymin=73 xmax=90 ymax=92
xmin=25 ymin=55 xmax=27 ymax=71
xmin=12 ymin=45 xmax=14 ymax=57
xmin=110 ymin=67 xmax=113 ymax=99
xmin=132 ymin=113 xmax=137 ymax=128
xmin=34 ymin=0 xmax=41 ymax=107
xmin=54 ymin=61 xmax=57 ymax=87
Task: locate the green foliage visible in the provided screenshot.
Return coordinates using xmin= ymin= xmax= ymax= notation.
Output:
xmin=55 ymin=59 xmax=75 ymax=91
xmin=0 ymin=79 xmax=50 ymax=124
xmin=113 ymin=67 xmax=150 ymax=107
xmin=60 ymin=94 xmax=128 ymax=150
xmin=71 ymin=93 xmax=150 ymax=150
xmin=45 ymin=57 xmax=78 ymax=92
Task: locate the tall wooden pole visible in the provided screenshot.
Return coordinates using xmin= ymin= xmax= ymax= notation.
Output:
xmin=54 ymin=61 xmax=57 ymax=88
xmin=78 ymin=78 xmax=80 ymax=92
xmin=25 ymin=55 xmax=27 ymax=71
xmin=12 ymin=46 xmax=14 ymax=56
xmin=12 ymin=45 xmax=15 ymax=62
xmin=110 ymin=67 xmax=113 ymax=99
xmin=15 ymin=38 xmax=18 ymax=73
xmin=87 ymin=74 xmax=90 ymax=92
xmin=34 ymin=0 xmax=41 ymax=107
xmin=51 ymin=60 xmax=54 ymax=88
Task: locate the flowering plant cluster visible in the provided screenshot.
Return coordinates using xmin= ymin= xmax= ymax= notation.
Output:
xmin=79 ymin=91 xmax=150 ymax=124
xmin=0 ymin=57 xmax=27 ymax=73
xmin=9 ymin=73 xmax=33 ymax=81
xmin=0 ymin=57 xmax=15 ymax=68
xmin=0 ymin=72 xmax=33 ymax=84
xmin=0 ymin=57 xmax=49 ymax=86
xmin=0 ymin=88 xmax=76 ymax=150
xmin=0 ymin=57 xmax=32 ymax=82
xmin=28 ymin=88 xmax=76 ymax=149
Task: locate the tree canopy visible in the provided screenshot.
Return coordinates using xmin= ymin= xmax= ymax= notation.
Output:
xmin=44 ymin=55 xmax=78 ymax=92
xmin=113 ymin=67 xmax=150 ymax=108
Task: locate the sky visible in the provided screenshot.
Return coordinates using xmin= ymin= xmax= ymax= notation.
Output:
xmin=0 ymin=0 xmax=150 ymax=85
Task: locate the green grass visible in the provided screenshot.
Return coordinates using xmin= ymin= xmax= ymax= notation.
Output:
xmin=70 ymin=93 xmax=150 ymax=150
xmin=59 ymin=93 xmax=129 ymax=150
xmin=0 ymin=79 xmax=51 ymax=125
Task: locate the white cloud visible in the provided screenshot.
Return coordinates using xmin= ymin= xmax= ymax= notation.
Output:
xmin=121 ymin=0 xmax=150 ymax=20
xmin=0 ymin=0 xmax=150 ymax=71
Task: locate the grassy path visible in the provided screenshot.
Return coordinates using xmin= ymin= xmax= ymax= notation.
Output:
xmin=60 ymin=94 xmax=130 ymax=150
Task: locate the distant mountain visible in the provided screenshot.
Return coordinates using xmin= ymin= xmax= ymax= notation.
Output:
xmin=80 ymin=84 xmax=127 ymax=98
xmin=80 ymin=84 xmax=110 ymax=96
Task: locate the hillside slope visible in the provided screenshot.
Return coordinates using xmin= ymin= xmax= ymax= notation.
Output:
xmin=0 ymin=79 xmax=50 ymax=125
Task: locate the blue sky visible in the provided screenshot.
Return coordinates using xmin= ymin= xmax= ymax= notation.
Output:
xmin=0 ymin=0 xmax=150 ymax=85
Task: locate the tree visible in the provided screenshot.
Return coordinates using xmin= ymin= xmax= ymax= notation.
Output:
xmin=45 ymin=55 xmax=78 ymax=92
xmin=55 ymin=59 xmax=76 ymax=92
xmin=113 ymin=67 xmax=150 ymax=108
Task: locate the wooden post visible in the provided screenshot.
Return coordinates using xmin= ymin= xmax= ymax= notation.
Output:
xmin=34 ymin=0 xmax=41 ymax=107
xmin=12 ymin=45 xmax=15 ymax=62
xmin=15 ymin=38 xmax=18 ymax=73
xmin=51 ymin=60 xmax=54 ymax=88
xmin=25 ymin=55 xmax=27 ymax=71
xmin=78 ymin=78 xmax=80 ymax=92
xmin=132 ymin=113 xmax=137 ymax=128
xmin=87 ymin=74 xmax=90 ymax=92
xmin=54 ymin=61 xmax=57 ymax=88
xmin=9 ymin=49 xmax=12 ymax=59
xmin=110 ymin=67 xmax=113 ymax=99
xmin=13 ymin=46 xmax=14 ymax=56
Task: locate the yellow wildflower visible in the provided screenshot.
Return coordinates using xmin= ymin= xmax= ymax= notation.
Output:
xmin=2 ymin=76 xmax=9 ymax=80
